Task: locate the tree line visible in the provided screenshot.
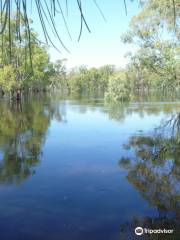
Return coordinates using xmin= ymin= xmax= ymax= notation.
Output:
xmin=0 ymin=0 xmax=179 ymax=102
xmin=63 ymin=0 xmax=179 ymax=101
xmin=49 ymin=0 xmax=179 ymax=101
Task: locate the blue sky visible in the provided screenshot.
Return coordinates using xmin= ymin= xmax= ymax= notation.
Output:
xmin=31 ymin=1 xmax=140 ymax=69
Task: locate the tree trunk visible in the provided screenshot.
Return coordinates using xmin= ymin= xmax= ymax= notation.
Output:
xmin=16 ymin=90 xmax=21 ymax=101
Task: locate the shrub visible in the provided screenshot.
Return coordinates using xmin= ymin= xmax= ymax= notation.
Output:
xmin=105 ymin=72 xmax=131 ymax=101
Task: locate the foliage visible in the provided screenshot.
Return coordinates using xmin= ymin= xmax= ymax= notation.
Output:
xmin=0 ymin=0 xmax=179 ymax=101
xmin=0 ymin=0 xmax=146 ymax=67
xmin=0 ymin=14 xmax=54 ymax=98
xmin=67 ymin=65 xmax=115 ymax=94
xmin=48 ymin=59 xmax=67 ymax=89
xmin=27 ymin=44 xmax=51 ymax=90
xmin=105 ymin=71 xmax=131 ymax=101
xmin=0 ymin=65 xmax=17 ymax=92
xmin=119 ymin=0 xmax=180 ymax=98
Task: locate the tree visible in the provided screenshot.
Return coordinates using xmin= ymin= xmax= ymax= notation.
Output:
xmin=121 ymin=0 xmax=180 ymax=94
xmin=0 ymin=14 xmax=52 ymax=99
xmin=67 ymin=65 xmax=115 ymax=94
xmin=0 ymin=1 xmax=135 ymax=59
xmin=105 ymin=71 xmax=131 ymax=101
xmin=48 ymin=59 xmax=67 ymax=89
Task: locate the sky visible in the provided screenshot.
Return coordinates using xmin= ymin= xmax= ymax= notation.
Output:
xmin=30 ymin=0 xmax=140 ymax=69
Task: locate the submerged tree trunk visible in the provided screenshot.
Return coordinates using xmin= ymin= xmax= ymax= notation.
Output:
xmin=16 ymin=90 xmax=21 ymax=101
xmin=1 ymin=89 xmax=5 ymax=96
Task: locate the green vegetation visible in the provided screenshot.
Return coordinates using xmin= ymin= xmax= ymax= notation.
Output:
xmin=0 ymin=15 xmax=57 ymax=100
xmin=63 ymin=0 xmax=179 ymax=101
xmin=105 ymin=71 xmax=131 ymax=101
xmin=106 ymin=0 xmax=180 ymax=100
xmin=0 ymin=1 xmax=178 ymax=56
xmin=0 ymin=15 xmax=115 ymax=100
xmin=0 ymin=1 xmax=179 ymax=102
xmin=67 ymin=65 xmax=114 ymax=94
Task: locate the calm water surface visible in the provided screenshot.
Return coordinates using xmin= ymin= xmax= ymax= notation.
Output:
xmin=0 ymin=95 xmax=179 ymax=240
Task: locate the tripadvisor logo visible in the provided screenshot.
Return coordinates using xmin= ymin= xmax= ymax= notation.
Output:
xmin=135 ymin=227 xmax=143 ymax=235
xmin=135 ymin=227 xmax=174 ymax=236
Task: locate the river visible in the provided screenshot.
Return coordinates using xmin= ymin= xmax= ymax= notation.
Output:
xmin=0 ymin=94 xmax=179 ymax=239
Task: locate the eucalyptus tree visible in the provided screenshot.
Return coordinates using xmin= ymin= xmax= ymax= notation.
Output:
xmin=105 ymin=71 xmax=131 ymax=101
xmin=0 ymin=14 xmax=51 ymax=99
xmin=121 ymin=0 xmax=180 ymax=93
xmin=101 ymin=0 xmax=180 ymax=101
xmin=0 ymin=1 xmax=178 ymax=98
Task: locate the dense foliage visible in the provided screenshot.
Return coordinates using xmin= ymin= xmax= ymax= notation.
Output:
xmin=105 ymin=71 xmax=131 ymax=101
xmin=56 ymin=0 xmax=180 ymax=101
xmin=0 ymin=15 xmax=53 ymax=99
xmin=66 ymin=65 xmax=115 ymax=94
xmin=105 ymin=0 xmax=179 ymax=101
xmin=0 ymin=0 xmax=179 ymax=102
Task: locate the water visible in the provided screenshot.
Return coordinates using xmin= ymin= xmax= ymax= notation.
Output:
xmin=0 ymin=95 xmax=179 ymax=240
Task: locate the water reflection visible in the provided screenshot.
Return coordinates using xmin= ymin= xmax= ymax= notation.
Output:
xmin=58 ymin=94 xmax=180 ymax=124
xmin=0 ymin=94 xmax=179 ymax=239
xmin=119 ymin=114 xmax=180 ymax=238
xmin=105 ymin=100 xmax=180 ymax=122
xmin=0 ymin=96 xmax=64 ymax=184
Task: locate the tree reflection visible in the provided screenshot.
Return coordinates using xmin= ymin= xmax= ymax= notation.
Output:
xmin=105 ymin=101 xmax=130 ymax=122
xmin=0 ymin=96 xmax=63 ymax=184
xmin=119 ymin=113 xmax=180 ymax=238
xmin=105 ymin=100 xmax=180 ymax=123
